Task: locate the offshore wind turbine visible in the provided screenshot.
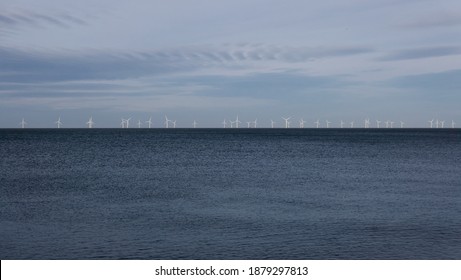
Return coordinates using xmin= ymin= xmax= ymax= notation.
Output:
xmin=400 ymin=121 xmax=404 ymax=128
xmin=120 ymin=118 xmax=126 ymax=128
xmin=20 ymin=118 xmax=27 ymax=129
xmin=146 ymin=117 xmax=153 ymax=128
xmin=164 ymin=115 xmax=171 ymax=128
xmin=390 ymin=121 xmax=394 ymax=128
xmin=326 ymin=120 xmax=331 ymax=128
xmin=172 ymin=120 xmax=177 ymax=128
xmin=282 ymin=117 xmax=291 ymax=128
xmin=440 ymin=120 xmax=445 ymax=128
xmin=299 ymin=118 xmax=306 ymax=128
xmin=235 ymin=115 xmax=241 ymax=128
xmin=55 ymin=117 xmax=63 ymax=128
xmin=222 ymin=119 xmax=227 ymax=128
xmin=340 ymin=120 xmax=345 ymax=128
xmin=86 ymin=117 xmax=95 ymax=128
xmin=376 ymin=120 xmax=381 ymax=128
xmin=271 ymin=120 xmax=276 ymax=128
xmin=137 ymin=120 xmax=142 ymax=128
xmin=364 ymin=118 xmax=370 ymax=128
xmin=385 ymin=120 xmax=390 ymax=128
xmin=428 ymin=119 xmax=434 ymax=128
xmin=246 ymin=121 xmax=251 ymax=128
xmin=253 ymin=119 xmax=258 ymax=128
xmin=350 ymin=121 xmax=354 ymax=128
xmin=314 ymin=120 xmax=320 ymax=128
xmin=193 ymin=120 xmax=197 ymax=128
xmin=452 ymin=120 xmax=456 ymax=128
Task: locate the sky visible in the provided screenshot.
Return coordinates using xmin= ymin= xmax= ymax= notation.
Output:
xmin=1 ymin=0 xmax=460 ymax=128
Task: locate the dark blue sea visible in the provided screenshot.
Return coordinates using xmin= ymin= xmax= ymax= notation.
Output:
xmin=1 ymin=129 xmax=460 ymax=259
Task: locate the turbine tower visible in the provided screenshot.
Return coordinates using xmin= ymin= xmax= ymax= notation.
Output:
xmin=326 ymin=120 xmax=331 ymax=128
xmin=340 ymin=120 xmax=345 ymax=128
xmin=86 ymin=117 xmax=95 ymax=128
xmin=282 ymin=117 xmax=291 ymax=128
xmin=125 ymin=117 xmax=132 ymax=128
xmin=121 ymin=118 xmax=126 ymax=128
xmin=400 ymin=121 xmax=404 ymax=128
xmin=20 ymin=118 xmax=27 ymax=129
xmin=253 ymin=119 xmax=258 ymax=128
xmin=376 ymin=120 xmax=381 ymax=128
xmin=299 ymin=118 xmax=306 ymax=128
xmin=452 ymin=120 xmax=456 ymax=128
xmin=428 ymin=119 xmax=434 ymax=128
xmin=314 ymin=120 xmax=320 ymax=128
xmin=164 ymin=115 xmax=171 ymax=128
xmin=193 ymin=120 xmax=197 ymax=128
xmin=55 ymin=117 xmax=63 ymax=128
xmin=350 ymin=121 xmax=354 ymax=128
xmin=146 ymin=117 xmax=153 ymax=128
xmin=235 ymin=115 xmax=241 ymax=128
xmin=270 ymin=120 xmax=276 ymax=128
xmin=222 ymin=119 xmax=227 ymax=128
xmin=137 ymin=120 xmax=142 ymax=128
xmin=440 ymin=120 xmax=445 ymax=128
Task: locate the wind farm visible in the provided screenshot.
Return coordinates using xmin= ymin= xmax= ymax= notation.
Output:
xmin=9 ymin=115 xmax=460 ymax=129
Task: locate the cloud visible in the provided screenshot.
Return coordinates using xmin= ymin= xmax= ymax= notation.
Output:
xmin=385 ymin=69 xmax=461 ymax=93
xmin=398 ymin=12 xmax=461 ymax=29
xmin=0 ymin=11 xmax=87 ymax=29
xmin=379 ymin=46 xmax=461 ymax=61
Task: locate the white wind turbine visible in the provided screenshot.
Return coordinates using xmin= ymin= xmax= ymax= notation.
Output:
xmin=137 ymin=120 xmax=142 ymax=128
xmin=55 ymin=117 xmax=63 ymax=128
xmin=253 ymin=119 xmax=257 ymax=128
xmin=222 ymin=119 xmax=227 ymax=128
xmin=299 ymin=118 xmax=306 ymax=128
xmin=325 ymin=120 xmax=331 ymax=128
xmin=86 ymin=117 xmax=95 ymax=128
xmin=314 ymin=120 xmax=320 ymax=128
xmin=172 ymin=120 xmax=177 ymax=128
xmin=428 ymin=119 xmax=434 ymax=128
xmin=376 ymin=120 xmax=381 ymax=128
xmin=400 ymin=121 xmax=404 ymax=128
xmin=282 ymin=117 xmax=291 ymax=128
xmin=350 ymin=121 xmax=354 ymax=128
xmin=120 ymin=118 xmax=126 ymax=128
xmin=246 ymin=121 xmax=251 ymax=128
xmin=164 ymin=115 xmax=171 ymax=128
xmin=385 ymin=120 xmax=390 ymax=128
xmin=193 ymin=120 xmax=197 ymax=128
xmin=364 ymin=118 xmax=370 ymax=128
xmin=271 ymin=120 xmax=276 ymax=128
xmin=235 ymin=115 xmax=241 ymax=128
xmin=146 ymin=117 xmax=153 ymax=128
xmin=435 ymin=119 xmax=439 ymax=128
xmin=20 ymin=118 xmax=27 ymax=129
xmin=440 ymin=120 xmax=445 ymax=128
xmin=125 ymin=117 xmax=132 ymax=128
xmin=390 ymin=121 xmax=394 ymax=128
xmin=340 ymin=120 xmax=345 ymax=128
xmin=452 ymin=120 xmax=456 ymax=128
xmin=229 ymin=120 xmax=235 ymax=128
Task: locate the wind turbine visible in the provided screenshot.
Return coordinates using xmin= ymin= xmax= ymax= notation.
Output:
xmin=428 ymin=119 xmax=434 ymax=128
xmin=325 ymin=120 xmax=331 ymax=128
xmin=435 ymin=119 xmax=439 ymax=128
xmin=246 ymin=121 xmax=251 ymax=128
xmin=86 ymin=117 xmax=95 ymax=128
xmin=376 ymin=120 xmax=381 ymax=128
xmin=253 ymin=119 xmax=258 ymax=128
xmin=364 ymin=118 xmax=370 ymax=128
xmin=350 ymin=121 xmax=354 ymax=128
xmin=440 ymin=120 xmax=445 ymax=128
xmin=314 ymin=120 xmax=320 ymax=128
xmin=55 ymin=117 xmax=63 ymax=128
xmin=125 ymin=117 xmax=131 ymax=128
xmin=172 ymin=120 xmax=177 ymax=128
xmin=20 ymin=118 xmax=27 ymax=129
xmin=193 ymin=120 xmax=197 ymax=128
xmin=452 ymin=120 xmax=456 ymax=128
xmin=146 ymin=117 xmax=153 ymax=128
xmin=121 ymin=118 xmax=126 ymax=128
xmin=400 ymin=121 xmax=404 ymax=128
xmin=271 ymin=120 xmax=276 ymax=128
xmin=282 ymin=117 xmax=291 ymax=128
xmin=340 ymin=120 xmax=345 ymax=128
xmin=299 ymin=118 xmax=306 ymax=128
xmin=222 ymin=119 xmax=227 ymax=128
xmin=385 ymin=120 xmax=390 ymax=128
xmin=137 ymin=120 xmax=142 ymax=128
xmin=390 ymin=121 xmax=394 ymax=128
xmin=235 ymin=115 xmax=241 ymax=128
xmin=164 ymin=115 xmax=171 ymax=128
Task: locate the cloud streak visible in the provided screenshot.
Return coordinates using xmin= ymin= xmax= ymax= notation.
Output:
xmin=379 ymin=46 xmax=461 ymax=61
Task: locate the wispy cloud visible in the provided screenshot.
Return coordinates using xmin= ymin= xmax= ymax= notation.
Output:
xmin=379 ymin=46 xmax=461 ymax=61
xmin=398 ymin=12 xmax=461 ymax=29
xmin=0 ymin=11 xmax=87 ymax=29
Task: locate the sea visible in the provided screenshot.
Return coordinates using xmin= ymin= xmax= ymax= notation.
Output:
xmin=0 ymin=128 xmax=460 ymax=259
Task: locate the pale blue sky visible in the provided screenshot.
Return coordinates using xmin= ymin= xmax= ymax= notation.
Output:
xmin=1 ymin=0 xmax=460 ymax=127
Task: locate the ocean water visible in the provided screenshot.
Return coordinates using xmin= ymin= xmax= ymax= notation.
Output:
xmin=0 ymin=128 xmax=460 ymax=260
